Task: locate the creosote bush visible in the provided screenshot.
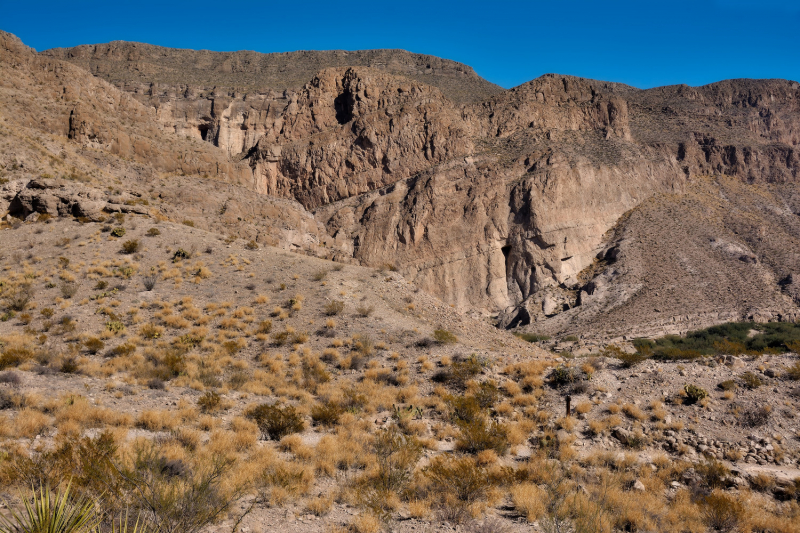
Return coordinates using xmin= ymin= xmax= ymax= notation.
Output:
xmin=246 ymin=402 xmax=304 ymax=440
xmin=121 ymin=239 xmax=140 ymax=254
xmin=433 ymin=329 xmax=458 ymax=345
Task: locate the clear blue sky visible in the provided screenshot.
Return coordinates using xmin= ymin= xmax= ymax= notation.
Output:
xmin=2 ymin=0 xmax=798 ymax=89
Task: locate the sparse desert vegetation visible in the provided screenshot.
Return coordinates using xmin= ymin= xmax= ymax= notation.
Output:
xmin=0 ymin=217 xmax=798 ymax=533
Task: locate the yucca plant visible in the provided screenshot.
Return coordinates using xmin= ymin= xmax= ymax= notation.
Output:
xmin=0 ymin=484 xmax=100 ymax=533
xmin=104 ymin=511 xmax=152 ymax=533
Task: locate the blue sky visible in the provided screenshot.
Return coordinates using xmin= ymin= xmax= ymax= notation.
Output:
xmin=2 ymin=0 xmax=798 ymax=89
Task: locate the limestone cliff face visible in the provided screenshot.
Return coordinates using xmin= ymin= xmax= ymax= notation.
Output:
xmin=250 ymin=68 xmax=473 ymax=208
xmin=11 ymin=31 xmax=800 ymax=335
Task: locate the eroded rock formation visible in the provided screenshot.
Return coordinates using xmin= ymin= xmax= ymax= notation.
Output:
xmin=5 ymin=30 xmax=800 ymax=337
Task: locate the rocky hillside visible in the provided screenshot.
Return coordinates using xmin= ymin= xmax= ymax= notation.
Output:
xmin=5 ymin=31 xmax=800 ymax=341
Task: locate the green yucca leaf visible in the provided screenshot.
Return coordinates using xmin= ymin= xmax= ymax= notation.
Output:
xmin=0 ymin=484 xmax=100 ymax=533
xmin=104 ymin=510 xmax=152 ymax=533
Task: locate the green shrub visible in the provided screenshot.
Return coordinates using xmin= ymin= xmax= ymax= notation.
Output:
xmin=146 ymin=227 xmax=161 ymax=236
xmin=514 ymin=332 xmax=550 ymax=343
xmin=616 ymin=350 xmax=647 ymax=368
xmin=246 ymin=403 xmax=304 ymax=440
xmin=434 ymin=329 xmax=458 ymax=345
xmin=121 ymin=239 xmax=140 ymax=254
xmin=787 ymin=361 xmax=800 ymax=381
xmin=683 ymin=384 xmax=708 ymax=404
xmin=740 ymin=371 xmax=762 ymax=390
xmin=110 ymin=227 xmax=126 ymax=237
xmin=549 ymin=365 xmax=587 ymax=387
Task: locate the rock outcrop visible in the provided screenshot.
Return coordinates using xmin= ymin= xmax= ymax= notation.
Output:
xmin=6 ymin=31 xmax=800 ymax=338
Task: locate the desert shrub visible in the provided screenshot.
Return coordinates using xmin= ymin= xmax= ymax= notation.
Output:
xmin=312 ymin=270 xmax=328 ymax=281
xmin=356 ymin=426 xmax=421 ymax=517
xmin=110 ymin=227 xmax=126 ymax=237
xmin=739 ymin=372 xmax=763 ymax=390
xmin=121 ymin=441 xmax=246 ymax=533
xmin=787 ymin=361 xmax=800 ymax=381
xmin=424 ymin=456 xmax=489 ymax=504
xmin=434 ymin=329 xmax=458 ymax=345
xmin=644 ymin=321 xmax=800 ymax=358
xmin=3 ymin=283 xmax=34 ymax=310
xmin=548 ymin=365 xmax=587 ymax=387
xmin=244 ymin=240 xmax=258 ymax=250
xmin=473 ymin=381 xmax=501 ymax=409
xmin=84 ymin=337 xmax=104 ymax=355
xmin=696 ymin=459 xmax=732 ymax=489
xmin=146 ymin=227 xmax=161 ymax=236
xmin=449 ymin=355 xmax=483 ymax=389
xmin=61 ymin=357 xmax=79 ymax=374
xmin=456 ymin=418 xmax=509 ymax=455
xmin=197 ymin=391 xmax=221 ymax=413
xmin=109 ymin=343 xmax=136 ymax=357
xmin=701 ymin=492 xmax=743 ymax=532
xmin=255 ymin=319 xmax=272 ymax=334
xmin=717 ymin=380 xmax=737 ymax=391
xmin=324 ymin=300 xmax=344 ymax=316
xmin=40 ymin=307 xmax=55 ymax=319
xmin=121 ymin=239 xmax=140 ymax=254
xmin=271 ymin=331 xmax=290 ymax=347
xmin=514 ymin=332 xmax=550 ymax=343
xmin=356 ymin=305 xmax=374 ymax=317
xmin=0 ymin=371 xmax=21 ymax=386
xmin=60 ymin=282 xmax=78 ymax=299
xmin=615 ymin=349 xmax=647 ymax=368
xmin=739 ymin=405 xmax=771 ymax=428
xmin=139 ymin=323 xmax=162 ymax=340
xmin=352 ymin=333 xmax=374 ymax=357
xmin=246 ymin=403 xmax=304 ymax=440
xmin=311 ymin=401 xmax=343 ymax=427
xmin=683 ymin=384 xmax=708 ymax=404
xmin=142 ymin=271 xmax=158 ymax=291
xmin=447 ymin=395 xmax=484 ymax=425
xmin=740 ymin=371 xmax=762 ymax=389
xmin=148 ymin=378 xmax=165 ymax=390
xmin=416 ymin=337 xmax=436 ymax=348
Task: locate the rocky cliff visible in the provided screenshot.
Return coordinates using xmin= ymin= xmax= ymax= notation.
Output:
xmin=6 ymin=31 xmax=800 ymax=338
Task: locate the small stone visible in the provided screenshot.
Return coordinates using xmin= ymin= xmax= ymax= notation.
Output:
xmin=632 ymin=480 xmax=646 ymax=492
